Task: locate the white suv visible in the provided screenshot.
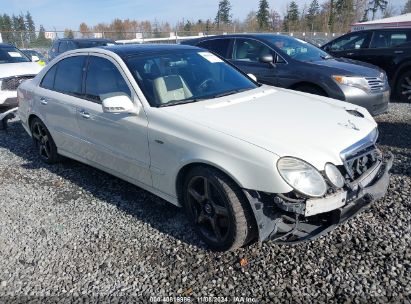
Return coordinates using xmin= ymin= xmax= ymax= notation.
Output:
xmin=17 ymin=45 xmax=392 ymax=251
xmin=0 ymin=44 xmax=43 ymax=109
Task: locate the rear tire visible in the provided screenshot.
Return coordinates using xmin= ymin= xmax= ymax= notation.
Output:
xmin=183 ymin=166 xmax=255 ymax=251
xmin=395 ymin=70 xmax=411 ymax=102
xmin=295 ymin=85 xmax=327 ymax=97
xmin=30 ymin=117 xmax=61 ymax=164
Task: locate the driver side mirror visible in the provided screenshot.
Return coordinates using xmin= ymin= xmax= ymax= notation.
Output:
xmin=102 ymin=94 xmax=138 ymax=114
xmin=247 ymin=74 xmax=258 ymax=82
xmin=31 ymin=55 xmax=40 ymax=62
xmin=259 ymin=54 xmax=276 ymax=68
xmin=323 ymin=45 xmax=330 ymax=52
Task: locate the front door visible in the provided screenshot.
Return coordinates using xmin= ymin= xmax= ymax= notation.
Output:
xmin=76 ymin=55 xmax=152 ymax=187
xmin=229 ymin=38 xmax=278 ymax=85
xmin=325 ymin=31 xmax=372 ymax=61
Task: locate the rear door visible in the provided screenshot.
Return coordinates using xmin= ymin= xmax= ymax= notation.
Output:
xmin=324 ymin=31 xmax=372 ymax=61
xmin=76 ymin=54 xmax=152 ymax=186
xmin=35 ymin=55 xmax=87 ymax=155
xmin=361 ymin=29 xmax=411 ymax=82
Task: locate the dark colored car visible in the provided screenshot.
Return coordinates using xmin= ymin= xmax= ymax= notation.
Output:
xmin=322 ymin=28 xmax=411 ymax=102
xmin=182 ymin=34 xmax=390 ymax=116
xmin=49 ymin=38 xmax=117 ymax=60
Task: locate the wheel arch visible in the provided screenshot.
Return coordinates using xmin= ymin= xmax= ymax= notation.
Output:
xmin=393 ymin=62 xmax=411 ymax=89
xmin=289 ymin=81 xmax=329 ymax=96
xmin=175 ymin=160 xmax=259 ymax=245
xmin=175 ymin=161 xmax=245 ymax=205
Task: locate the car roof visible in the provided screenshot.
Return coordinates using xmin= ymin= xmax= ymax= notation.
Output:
xmin=56 ymin=38 xmax=115 ymax=42
xmin=100 ymin=43 xmax=201 ymax=58
xmin=0 ymin=43 xmax=16 ymax=48
xmin=184 ymin=33 xmax=292 ymax=44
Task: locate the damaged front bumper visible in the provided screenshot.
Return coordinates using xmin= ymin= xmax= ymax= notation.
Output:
xmin=244 ymin=152 xmax=394 ymax=244
xmin=0 ymin=107 xmax=18 ymax=130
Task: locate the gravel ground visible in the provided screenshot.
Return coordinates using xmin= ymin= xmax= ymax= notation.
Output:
xmin=0 ymin=103 xmax=410 ymax=303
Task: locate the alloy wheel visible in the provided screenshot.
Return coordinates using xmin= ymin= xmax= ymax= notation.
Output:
xmin=186 ymin=176 xmax=231 ymax=244
xmin=401 ymin=76 xmax=411 ymax=101
xmin=31 ymin=121 xmax=51 ymax=161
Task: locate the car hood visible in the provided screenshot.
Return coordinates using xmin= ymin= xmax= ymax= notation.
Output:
xmin=308 ymin=57 xmax=383 ymax=77
xmin=0 ymin=62 xmax=43 ymax=78
xmin=162 ymin=86 xmax=378 ymax=169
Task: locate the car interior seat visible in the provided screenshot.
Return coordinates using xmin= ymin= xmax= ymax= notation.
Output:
xmin=235 ymin=43 xmax=250 ymax=61
xmin=373 ymin=34 xmax=388 ymax=48
xmin=153 ymin=75 xmax=193 ymax=105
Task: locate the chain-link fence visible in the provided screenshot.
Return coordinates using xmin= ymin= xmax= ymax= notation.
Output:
xmin=0 ymin=30 xmax=343 ymax=57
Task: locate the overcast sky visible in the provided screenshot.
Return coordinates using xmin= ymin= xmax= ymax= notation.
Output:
xmin=2 ymin=0 xmax=408 ymax=31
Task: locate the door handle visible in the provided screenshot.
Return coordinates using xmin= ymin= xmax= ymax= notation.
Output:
xmin=394 ymin=50 xmax=404 ymax=54
xmin=40 ymin=97 xmax=48 ymax=105
xmin=347 ymin=52 xmax=355 ymax=56
xmin=79 ymin=110 xmax=90 ymax=119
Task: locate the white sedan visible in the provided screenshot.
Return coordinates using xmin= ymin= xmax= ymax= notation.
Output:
xmin=17 ymin=45 xmax=392 ymax=251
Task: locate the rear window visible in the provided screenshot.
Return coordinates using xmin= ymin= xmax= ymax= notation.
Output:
xmin=197 ymin=39 xmax=231 ymax=58
xmin=53 ymin=56 xmax=86 ymax=96
xmin=370 ymin=31 xmax=411 ymax=48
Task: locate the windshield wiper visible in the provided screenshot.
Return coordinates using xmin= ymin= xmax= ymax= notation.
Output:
xmin=158 ymin=98 xmax=204 ymax=107
xmin=212 ymin=88 xmax=250 ymax=99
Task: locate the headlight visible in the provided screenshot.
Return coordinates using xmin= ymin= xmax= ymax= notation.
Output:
xmin=332 ymin=75 xmax=370 ymax=93
xmin=324 ymin=163 xmax=345 ymax=188
xmin=277 ymin=157 xmax=327 ymax=197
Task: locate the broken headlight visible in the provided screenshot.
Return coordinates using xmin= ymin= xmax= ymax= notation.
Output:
xmin=277 ymin=157 xmax=327 ymax=198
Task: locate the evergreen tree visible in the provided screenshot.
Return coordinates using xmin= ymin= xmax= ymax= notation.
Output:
xmin=25 ymin=11 xmax=36 ymax=43
xmin=215 ymin=0 xmax=232 ymax=29
xmin=402 ymin=0 xmax=411 ymax=14
xmin=1 ymin=14 xmax=13 ymax=43
xmin=328 ymin=0 xmax=335 ymax=32
xmin=306 ymin=0 xmax=320 ymax=31
xmin=35 ymin=24 xmax=49 ymax=47
xmin=335 ymin=0 xmax=354 ymax=31
xmin=256 ymin=0 xmax=270 ymax=30
xmin=283 ymin=1 xmax=299 ymax=32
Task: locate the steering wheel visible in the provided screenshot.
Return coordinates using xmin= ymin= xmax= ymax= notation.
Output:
xmin=198 ymin=78 xmax=216 ymax=92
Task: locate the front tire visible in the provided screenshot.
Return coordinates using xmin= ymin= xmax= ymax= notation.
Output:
xmin=30 ymin=117 xmax=60 ymax=164
xmin=395 ymin=70 xmax=411 ymax=102
xmin=183 ymin=166 xmax=255 ymax=251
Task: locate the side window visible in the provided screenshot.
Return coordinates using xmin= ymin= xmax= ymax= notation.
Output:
xmin=370 ymin=31 xmax=411 ymax=48
xmin=54 ymin=56 xmax=86 ymax=96
xmin=329 ymin=32 xmax=370 ymax=51
xmin=40 ymin=65 xmax=57 ymax=90
xmin=58 ymin=41 xmax=68 ymax=53
xmin=233 ymin=38 xmax=275 ymax=63
xmin=85 ymin=56 xmax=131 ymax=104
xmin=197 ymin=39 xmax=231 ymax=58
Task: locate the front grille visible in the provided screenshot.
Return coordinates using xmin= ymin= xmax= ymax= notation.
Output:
xmin=342 ymin=145 xmax=382 ymax=181
xmin=1 ymin=75 xmax=35 ymax=91
xmin=365 ymin=77 xmax=385 ymax=94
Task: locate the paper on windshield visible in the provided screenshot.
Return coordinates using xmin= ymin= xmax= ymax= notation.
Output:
xmin=198 ymin=52 xmax=223 ymax=63
xmin=8 ymin=52 xmax=22 ymax=57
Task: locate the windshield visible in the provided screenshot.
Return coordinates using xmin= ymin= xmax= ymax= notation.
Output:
xmin=0 ymin=46 xmax=31 ymax=64
xmin=76 ymin=40 xmax=115 ymax=48
xmin=22 ymin=50 xmax=46 ymax=60
xmin=125 ymin=50 xmax=258 ymax=107
xmin=263 ymin=36 xmax=332 ymax=62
